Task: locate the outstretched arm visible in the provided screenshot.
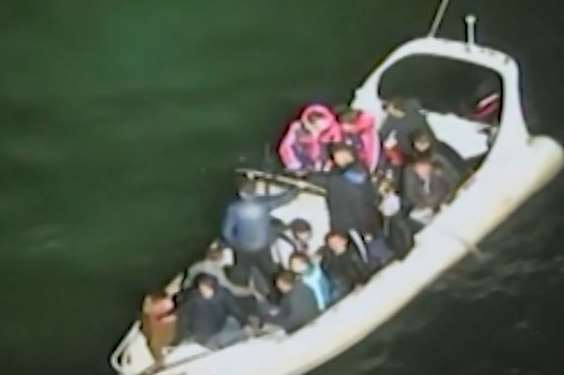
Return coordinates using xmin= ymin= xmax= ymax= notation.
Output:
xmin=259 ymin=187 xmax=299 ymax=210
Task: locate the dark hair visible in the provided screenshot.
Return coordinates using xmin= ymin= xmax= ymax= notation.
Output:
xmin=383 ymin=97 xmax=406 ymax=111
xmin=337 ymin=109 xmax=360 ymax=124
xmin=324 ymin=230 xmax=348 ymax=244
xmin=411 ymin=129 xmax=433 ymax=145
xmin=275 ymin=270 xmax=296 ymax=286
xmin=206 ymin=245 xmax=224 ymax=261
xmin=237 ymin=176 xmax=256 ymax=195
xmin=290 ymin=218 xmax=311 ymax=235
xmin=329 ymin=142 xmax=355 ymax=158
xmin=194 ymin=273 xmax=218 ymax=290
xmin=289 ymin=252 xmax=311 ymax=266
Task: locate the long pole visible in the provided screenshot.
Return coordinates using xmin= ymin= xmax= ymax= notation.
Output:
xmin=428 ymin=0 xmax=451 ymax=38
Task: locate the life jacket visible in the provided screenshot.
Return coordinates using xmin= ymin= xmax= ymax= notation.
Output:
xmin=278 ymin=104 xmax=339 ymax=171
xmin=345 ymin=112 xmax=380 ymax=171
xmin=336 ymin=111 xmax=380 ymax=171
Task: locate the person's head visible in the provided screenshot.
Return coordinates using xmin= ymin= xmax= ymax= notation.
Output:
xmin=412 ymin=129 xmax=433 ymax=154
xmin=413 ymin=158 xmax=433 ymax=178
xmin=290 ymin=218 xmax=312 ymax=243
xmin=207 ymin=242 xmax=235 ymax=267
xmin=275 ymin=270 xmax=296 ymax=294
xmin=377 ymin=177 xmax=396 ymax=196
xmin=143 ymin=290 xmax=169 ymax=314
xmin=206 ymin=242 xmax=225 ymax=263
xmin=195 ymin=274 xmax=217 ymax=299
xmin=329 ymin=143 xmax=356 ymax=168
xmin=383 ymin=97 xmax=407 ymax=118
xmin=302 ymin=111 xmax=327 ymax=133
xmin=324 ymin=231 xmax=349 ymax=254
xmin=237 ymin=177 xmax=256 ymax=199
xmin=337 ymin=108 xmax=360 ymax=133
xmin=289 ymin=252 xmax=312 ymax=274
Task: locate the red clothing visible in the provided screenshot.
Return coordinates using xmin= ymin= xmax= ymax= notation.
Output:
xmin=384 ymin=145 xmax=404 ymax=167
xmin=336 ymin=111 xmax=380 ymax=171
xmin=141 ymin=295 xmax=177 ymax=360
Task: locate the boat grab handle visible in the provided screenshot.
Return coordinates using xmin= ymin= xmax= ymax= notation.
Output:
xmin=110 ymin=321 xmax=142 ymax=375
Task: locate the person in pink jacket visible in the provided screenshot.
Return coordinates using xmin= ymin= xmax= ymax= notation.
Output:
xmin=278 ymin=104 xmax=340 ymax=173
xmin=335 ymin=107 xmax=380 ymax=171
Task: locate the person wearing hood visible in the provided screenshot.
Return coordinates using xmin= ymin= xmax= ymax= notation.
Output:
xmin=221 ymin=177 xmax=298 ymax=294
xmin=334 ymin=106 xmax=380 ymax=171
xmin=264 ymin=270 xmax=321 ymax=333
xmin=175 ymin=274 xmax=252 ymax=349
xmin=278 ymin=104 xmax=340 ymax=173
xmin=308 ymin=143 xmax=382 ymax=237
xmin=289 ymin=252 xmax=332 ymax=311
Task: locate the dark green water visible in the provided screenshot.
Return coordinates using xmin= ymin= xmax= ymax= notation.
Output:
xmin=1 ymin=1 xmax=562 ymax=374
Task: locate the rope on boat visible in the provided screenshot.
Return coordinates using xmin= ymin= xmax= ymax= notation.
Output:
xmin=428 ymin=0 xmax=451 ymax=37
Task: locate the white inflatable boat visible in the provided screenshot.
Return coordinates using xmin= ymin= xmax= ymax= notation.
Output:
xmin=110 ymin=11 xmax=563 ymax=375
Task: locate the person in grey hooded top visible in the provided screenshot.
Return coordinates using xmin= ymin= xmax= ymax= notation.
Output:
xmin=221 ymin=177 xmax=298 ymax=293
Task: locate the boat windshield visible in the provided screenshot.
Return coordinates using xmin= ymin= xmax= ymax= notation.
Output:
xmin=379 ymin=55 xmax=503 ymax=125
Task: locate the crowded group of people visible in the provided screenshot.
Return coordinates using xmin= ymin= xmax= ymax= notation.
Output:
xmin=140 ymin=97 xmax=468 ymax=364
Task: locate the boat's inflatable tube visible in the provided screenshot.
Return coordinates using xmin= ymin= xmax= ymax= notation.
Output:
xmin=131 ymin=137 xmax=562 ymax=375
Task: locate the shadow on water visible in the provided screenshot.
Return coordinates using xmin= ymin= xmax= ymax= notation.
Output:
xmin=0 ymin=0 xmax=562 ymax=374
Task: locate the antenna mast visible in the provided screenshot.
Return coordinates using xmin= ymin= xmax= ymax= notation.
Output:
xmin=428 ymin=0 xmax=451 ymax=38
xmin=465 ymin=14 xmax=477 ymax=45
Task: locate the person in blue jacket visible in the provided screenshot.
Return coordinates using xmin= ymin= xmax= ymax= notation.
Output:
xmin=221 ymin=177 xmax=298 ymax=295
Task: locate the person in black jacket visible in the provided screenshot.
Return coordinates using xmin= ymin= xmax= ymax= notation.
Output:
xmin=319 ymin=231 xmax=370 ymax=302
xmin=308 ymin=143 xmax=381 ymax=237
xmin=409 ymin=129 xmax=464 ymax=187
xmin=263 ymin=271 xmax=320 ymax=333
xmin=402 ymin=158 xmax=455 ymax=227
xmin=379 ymin=98 xmax=436 ymax=160
xmin=175 ymin=274 xmax=251 ymax=349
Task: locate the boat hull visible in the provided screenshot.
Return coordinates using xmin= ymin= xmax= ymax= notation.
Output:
xmin=139 ymin=136 xmax=562 ymax=375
